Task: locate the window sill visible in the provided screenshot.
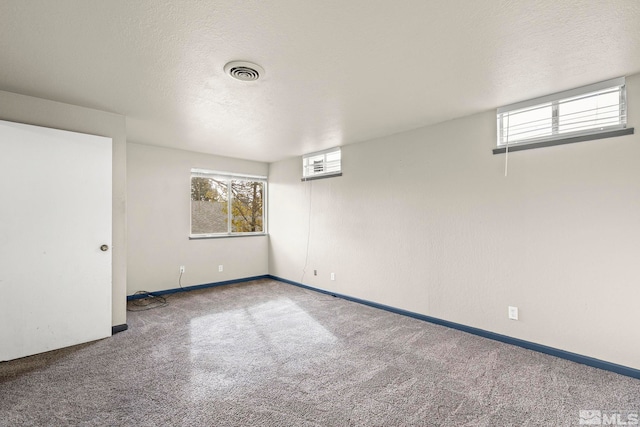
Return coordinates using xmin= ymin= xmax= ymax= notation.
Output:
xmin=301 ymin=172 xmax=342 ymax=182
xmin=492 ymin=128 xmax=634 ymax=155
xmin=189 ymin=233 xmax=268 ymax=240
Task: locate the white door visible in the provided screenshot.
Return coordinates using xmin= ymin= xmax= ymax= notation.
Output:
xmin=0 ymin=120 xmax=112 ymax=361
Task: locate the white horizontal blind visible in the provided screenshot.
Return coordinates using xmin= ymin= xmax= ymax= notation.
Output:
xmin=191 ymin=169 xmax=267 ymax=182
xmin=497 ymin=77 xmax=626 ymax=147
xmin=302 ymin=147 xmax=341 ymax=179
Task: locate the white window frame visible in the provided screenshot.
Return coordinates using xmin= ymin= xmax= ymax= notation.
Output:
xmin=190 ymin=169 xmax=267 ymax=238
xmin=495 ymin=77 xmax=633 ymax=153
xmin=302 ymin=147 xmax=342 ymax=181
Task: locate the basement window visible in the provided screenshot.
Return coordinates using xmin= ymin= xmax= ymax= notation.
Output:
xmin=494 ymin=77 xmax=633 ymax=154
xmin=190 ymin=169 xmax=266 ymax=238
xmin=302 ymin=147 xmax=342 ymax=181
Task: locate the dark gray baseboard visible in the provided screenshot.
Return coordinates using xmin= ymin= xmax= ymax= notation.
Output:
xmin=126 ymin=275 xmax=271 ymax=300
xmin=111 ymin=324 xmax=128 ymax=335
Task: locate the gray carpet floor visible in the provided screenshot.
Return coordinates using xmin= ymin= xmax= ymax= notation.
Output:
xmin=1 ymin=278 xmax=639 ymax=426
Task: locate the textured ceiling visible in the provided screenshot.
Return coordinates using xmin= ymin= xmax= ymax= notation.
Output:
xmin=1 ymin=0 xmax=640 ymax=163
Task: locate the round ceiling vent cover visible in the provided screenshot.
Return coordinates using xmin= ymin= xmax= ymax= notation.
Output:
xmin=224 ymin=61 xmax=265 ymax=81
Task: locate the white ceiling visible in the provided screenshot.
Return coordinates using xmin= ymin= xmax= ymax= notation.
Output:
xmin=1 ymin=1 xmax=639 ymax=163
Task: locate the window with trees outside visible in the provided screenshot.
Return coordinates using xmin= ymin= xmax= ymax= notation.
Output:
xmin=190 ymin=169 xmax=266 ymax=237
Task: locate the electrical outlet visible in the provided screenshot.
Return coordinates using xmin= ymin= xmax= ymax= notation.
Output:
xmin=314 ymin=270 xmax=317 ymax=276
xmin=218 ymin=265 xmax=223 ymax=272
xmin=330 ymin=272 xmax=335 ymax=281
xmin=508 ymin=306 xmax=519 ymax=320
xmin=179 ymin=265 xmax=185 ymax=273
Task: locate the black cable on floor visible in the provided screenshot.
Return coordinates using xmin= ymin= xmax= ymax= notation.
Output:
xmin=126 ymin=291 xmax=168 ymax=312
xmin=127 ymin=270 xmax=186 ymax=312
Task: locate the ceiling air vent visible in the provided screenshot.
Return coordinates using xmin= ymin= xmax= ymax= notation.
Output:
xmin=224 ymin=61 xmax=265 ymax=81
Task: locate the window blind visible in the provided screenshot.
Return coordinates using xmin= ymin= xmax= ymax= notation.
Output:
xmin=497 ymin=77 xmax=627 ymax=147
xmin=302 ymin=147 xmax=341 ymax=180
xmin=191 ymin=169 xmax=267 ymax=182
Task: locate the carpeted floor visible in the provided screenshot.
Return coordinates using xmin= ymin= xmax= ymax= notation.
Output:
xmin=1 ymin=278 xmax=639 ymax=426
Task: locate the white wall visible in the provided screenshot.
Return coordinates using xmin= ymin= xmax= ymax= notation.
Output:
xmin=269 ymin=72 xmax=640 ymax=370
xmin=0 ymin=90 xmax=127 ymax=327
xmin=127 ymin=143 xmax=269 ymax=294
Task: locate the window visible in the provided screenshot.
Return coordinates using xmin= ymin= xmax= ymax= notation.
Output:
xmin=302 ymin=147 xmax=342 ymax=180
xmin=190 ymin=169 xmax=266 ymax=237
xmin=495 ymin=77 xmax=632 ymax=153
